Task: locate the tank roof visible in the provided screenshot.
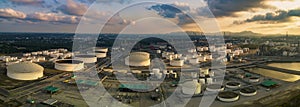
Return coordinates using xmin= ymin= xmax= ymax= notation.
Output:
xmin=240 ymin=87 xmax=257 ymax=93
xmin=207 ymin=84 xmax=224 ymax=89
xmin=55 ymin=60 xmax=83 ymax=64
xmin=75 ymin=55 xmax=96 ymax=58
xmin=226 ymin=81 xmax=241 ymax=86
xmin=7 ymin=62 xmax=44 ymax=73
xmin=218 ymin=91 xmax=239 ymax=98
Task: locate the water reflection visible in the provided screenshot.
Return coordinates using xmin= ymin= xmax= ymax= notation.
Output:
xmin=247 ymin=68 xmax=300 ymax=82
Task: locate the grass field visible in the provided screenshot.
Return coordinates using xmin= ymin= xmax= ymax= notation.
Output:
xmin=0 ymin=67 xmax=63 ymax=90
xmin=0 ymin=73 xmax=35 ymax=90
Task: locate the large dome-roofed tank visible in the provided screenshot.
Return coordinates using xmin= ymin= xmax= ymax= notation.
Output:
xmin=7 ymin=62 xmax=44 ymax=80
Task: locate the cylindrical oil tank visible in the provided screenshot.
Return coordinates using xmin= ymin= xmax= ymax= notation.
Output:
xmin=94 ymin=51 xmax=107 ymax=58
xmin=170 ymin=59 xmax=184 ymax=67
xmin=189 ymin=58 xmax=199 ymax=64
xmin=182 ymin=81 xmax=201 ymax=95
xmin=74 ymin=55 xmax=97 ymax=63
xmin=240 ymin=87 xmax=257 ymax=96
xmin=93 ymin=47 xmax=108 ymax=53
xmin=125 ymin=52 xmax=150 ymax=67
xmin=225 ymin=81 xmax=241 ymax=89
xmin=7 ymin=62 xmax=44 ymax=80
xmin=217 ymin=91 xmax=239 ymax=102
xmin=206 ymin=84 xmax=224 ymax=92
xmin=55 ymin=60 xmax=84 ymax=71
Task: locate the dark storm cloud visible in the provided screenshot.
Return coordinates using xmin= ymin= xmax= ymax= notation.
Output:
xmin=177 ymin=14 xmax=194 ymax=25
xmin=196 ymin=7 xmax=215 ymax=18
xmin=148 ymin=0 xmax=271 ymax=25
xmin=148 ymin=3 xmax=190 ymax=18
xmin=148 ymin=3 xmax=195 ymax=26
xmin=242 ymin=9 xmax=300 ymax=23
xmin=205 ymin=0 xmax=269 ymax=17
xmin=148 ymin=4 xmax=182 ymax=18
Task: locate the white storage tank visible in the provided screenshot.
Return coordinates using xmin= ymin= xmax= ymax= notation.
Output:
xmin=205 ymin=54 xmax=213 ymax=60
xmin=94 ymin=51 xmax=107 ymax=58
xmin=181 ymin=81 xmax=201 ymax=95
xmin=132 ymin=70 xmax=142 ymax=74
xmin=197 ymin=47 xmax=204 ymax=52
xmin=125 ymin=52 xmax=151 ymax=67
xmin=74 ymin=55 xmax=97 ymax=63
xmin=7 ymin=62 xmax=43 ymax=80
xmin=199 ymin=79 xmax=206 ymax=84
xmin=240 ymin=87 xmax=257 ymax=97
xmin=249 ymin=77 xmax=260 ymax=83
xmin=6 ymin=61 xmax=20 ymax=66
xmin=163 ymin=70 xmax=168 ymax=74
xmin=203 ymin=47 xmax=209 ymax=51
xmin=199 ymin=56 xmax=206 ymax=62
xmin=226 ymin=49 xmax=232 ymax=53
xmin=177 ymin=54 xmax=183 ymax=58
xmin=200 ymin=68 xmax=209 ymax=75
xmin=189 ymin=58 xmax=199 ymax=64
xmin=50 ymin=53 xmax=59 ymax=58
xmin=42 ymin=51 xmax=49 ymax=55
xmin=54 ymin=60 xmax=84 ymax=72
xmin=94 ymin=47 xmax=108 ymax=53
xmin=38 ymin=57 xmax=46 ymax=61
xmin=217 ymin=91 xmax=239 ymax=102
xmin=23 ymin=53 xmax=31 ymax=57
xmin=117 ymin=70 xmax=128 ymax=73
xmin=4 ymin=57 xmax=11 ymax=62
xmin=233 ymin=50 xmax=240 ymax=56
xmin=37 ymin=51 xmax=43 ymax=55
xmin=225 ymin=81 xmax=241 ymax=89
xmin=170 ymin=59 xmax=184 ymax=67
xmin=152 ymin=68 xmax=160 ymax=74
xmin=206 ymin=78 xmax=213 ymax=84
xmin=156 ymin=50 xmax=161 ymax=54
xmin=156 ymin=73 xmax=163 ymax=79
xmin=206 ymin=84 xmax=224 ymax=92
xmin=172 ymin=72 xmax=178 ymax=78
xmin=31 ymin=52 xmax=38 ymax=56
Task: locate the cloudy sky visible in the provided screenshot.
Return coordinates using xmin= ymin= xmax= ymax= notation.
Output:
xmin=0 ymin=0 xmax=300 ymax=34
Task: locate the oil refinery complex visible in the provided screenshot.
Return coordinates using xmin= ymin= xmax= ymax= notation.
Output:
xmin=0 ymin=34 xmax=300 ymax=107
